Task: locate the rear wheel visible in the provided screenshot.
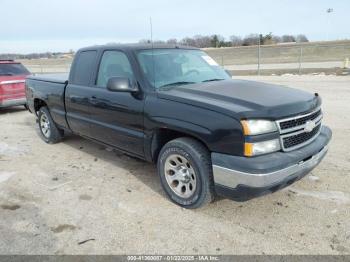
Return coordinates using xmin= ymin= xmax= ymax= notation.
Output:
xmin=37 ymin=107 xmax=64 ymax=144
xmin=157 ymin=137 xmax=215 ymax=209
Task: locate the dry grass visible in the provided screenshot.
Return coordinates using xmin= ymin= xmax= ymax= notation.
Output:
xmin=205 ymin=40 xmax=350 ymax=65
xmin=19 ymin=58 xmax=72 ymax=73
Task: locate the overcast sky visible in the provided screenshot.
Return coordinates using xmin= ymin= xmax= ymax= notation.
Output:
xmin=1 ymin=0 xmax=349 ymax=53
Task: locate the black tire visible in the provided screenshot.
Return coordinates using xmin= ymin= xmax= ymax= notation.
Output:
xmin=157 ymin=137 xmax=215 ymax=209
xmin=37 ymin=106 xmax=64 ymax=144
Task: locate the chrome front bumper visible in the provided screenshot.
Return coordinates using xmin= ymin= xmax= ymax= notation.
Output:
xmin=213 ymin=144 xmax=328 ymax=189
xmin=212 ymin=125 xmax=332 ymax=201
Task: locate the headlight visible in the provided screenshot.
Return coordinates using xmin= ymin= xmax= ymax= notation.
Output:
xmin=241 ymin=120 xmax=278 ymax=135
xmin=244 ymin=139 xmax=281 ymax=156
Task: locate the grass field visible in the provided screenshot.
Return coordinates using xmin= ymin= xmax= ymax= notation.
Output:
xmin=205 ymin=40 xmax=350 ymax=66
xmin=19 ymin=58 xmax=72 ymax=74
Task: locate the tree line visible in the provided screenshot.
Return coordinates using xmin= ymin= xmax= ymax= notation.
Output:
xmin=140 ymin=33 xmax=309 ymax=48
xmin=0 ymin=33 xmax=309 ymax=59
xmin=0 ymin=51 xmax=74 ymax=60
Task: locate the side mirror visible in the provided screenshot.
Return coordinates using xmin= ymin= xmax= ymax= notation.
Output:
xmin=107 ymin=77 xmax=138 ymax=93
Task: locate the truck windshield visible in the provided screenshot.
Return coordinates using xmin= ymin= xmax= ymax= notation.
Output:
xmin=136 ymin=49 xmax=230 ymax=89
xmin=0 ymin=63 xmax=30 ymax=76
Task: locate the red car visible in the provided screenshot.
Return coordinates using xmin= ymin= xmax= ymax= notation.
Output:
xmin=0 ymin=60 xmax=30 ymax=108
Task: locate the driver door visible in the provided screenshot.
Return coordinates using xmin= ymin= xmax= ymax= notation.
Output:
xmin=88 ymin=50 xmax=144 ymax=157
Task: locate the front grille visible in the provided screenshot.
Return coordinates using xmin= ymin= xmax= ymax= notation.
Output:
xmin=279 ymin=109 xmax=322 ymax=130
xmin=276 ymin=107 xmax=323 ymax=151
xmin=282 ymin=124 xmax=321 ymax=149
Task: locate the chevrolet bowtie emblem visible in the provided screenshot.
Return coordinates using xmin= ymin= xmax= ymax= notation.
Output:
xmin=304 ymin=120 xmax=316 ymax=133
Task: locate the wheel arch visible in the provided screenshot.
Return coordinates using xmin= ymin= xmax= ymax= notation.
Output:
xmin=33 ymin=98 xmax=47 ymax=115
xmin=149 ymin=126 xmax=211 ymax=163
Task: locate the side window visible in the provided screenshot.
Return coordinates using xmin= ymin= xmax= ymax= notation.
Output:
xmin=71 ymin=50 xmax=97 ymax=85
xmin=96 ymin=51 xmax=134 ymax=88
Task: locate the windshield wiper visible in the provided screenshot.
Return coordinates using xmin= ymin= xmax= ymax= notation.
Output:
xmin=159 ymin=81 xmax=196 ymax=88
xmin=202 ymin=78 xmax=225 ymax=82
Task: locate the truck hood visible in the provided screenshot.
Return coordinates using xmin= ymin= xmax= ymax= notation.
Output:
xmin=157 ymin=79 xmax=321 ymax=119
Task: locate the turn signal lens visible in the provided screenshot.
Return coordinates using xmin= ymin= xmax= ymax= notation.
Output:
xmin=244 ymin=143 xmax=253 ymax=157
xmin=244 ymin=139 xmax=281 ymax=157
xmin=241 ymin=120 xmax=251 ymax=135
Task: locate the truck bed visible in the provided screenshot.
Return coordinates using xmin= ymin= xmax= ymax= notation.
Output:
xmin=26 ymin=73 xmax=69 ymax=130
xmin=27 ymin=73 xmax=69 ymax=84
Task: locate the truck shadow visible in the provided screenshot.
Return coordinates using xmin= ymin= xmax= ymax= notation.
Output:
xmin=61 ymin=134 xmax=166 ymax=198
xmin=60 ymin=134 xmax=288 ymax=215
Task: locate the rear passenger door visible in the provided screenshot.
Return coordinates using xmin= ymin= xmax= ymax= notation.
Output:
xmin=65 ymin=50 xmax=97 ymax=137
xmin=87 ymin=50 xmax=144 ymax=156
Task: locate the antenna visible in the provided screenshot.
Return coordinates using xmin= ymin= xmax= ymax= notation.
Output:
xmin=150 ymin=17 xmax=154 ymax=45
xmin=150 ymin=17 xmax=156 ymax=88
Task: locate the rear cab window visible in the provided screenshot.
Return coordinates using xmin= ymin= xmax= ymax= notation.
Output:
xmin=0 ymin=63 xmax=30 ymax=76
xmin=71 ymin=51 xmax=97 ymax=85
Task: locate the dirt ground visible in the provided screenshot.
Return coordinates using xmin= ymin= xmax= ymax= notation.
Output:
xmin=0 ymin=75 xmax=349 ymax=255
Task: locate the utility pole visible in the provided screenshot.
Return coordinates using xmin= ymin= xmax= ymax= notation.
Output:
xmin=149 ymin=17 xmax=153 ymax=44
xmin=326 ymin=8 xmax=333 ymax=41
xmin=298 ymin=45 xmax=303 ymax=75
xmin=257 ymin=34 xmax=262 ymax=76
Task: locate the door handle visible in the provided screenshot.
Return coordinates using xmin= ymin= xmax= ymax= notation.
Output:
xmin=90 ymin=96 xmax=98 ymax=105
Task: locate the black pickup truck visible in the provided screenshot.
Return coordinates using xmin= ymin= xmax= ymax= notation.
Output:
xmin=25 ymin=44 xmax=332 ymax=208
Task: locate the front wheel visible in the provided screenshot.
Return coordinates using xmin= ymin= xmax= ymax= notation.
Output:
xmin=37 ymin=107 xmax=64 ymax=144
xmin=157 ymin=137 xmax=215 ymax=209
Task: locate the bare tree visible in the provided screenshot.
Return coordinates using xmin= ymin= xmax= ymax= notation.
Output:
xmin=230 ymin=35 xmax=243 ymax=46
xmin=153 ymin=40 xmax=166 ymax=44
xmin=281 ymin=35 xmax=296 ymax=43
xmin=296 ymin=34 xmax=309 ymax=42
xmin=180 ymin=37 xmax=197 ymax=47
xmin=242 ymin=34 xmax=260 ymax=46
xmin=261 ymin=32 xmax=274 ymax=45
xmin=193 ymin=35 xmax=212 ymax=48
xmin=166 ymin=38 xmax=178 ymax=45
xmin=272 ymin=35 xmax=282 ymax=44
xmin=139 ymin=39 xmax=151 ymax=44
xmin=210 ymin=35 xmax=226 ymax=47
